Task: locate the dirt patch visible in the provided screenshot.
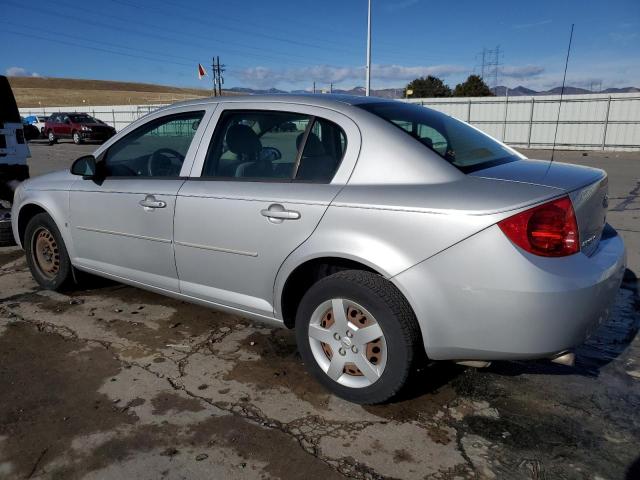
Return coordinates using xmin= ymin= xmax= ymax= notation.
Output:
xmin=151 ymin=392 xmax=205 ymax=416
xmin=188 ymin=415 xmax=344 ymax=480
xmin=0 ymin=322 xmax=137 ymax=478
xmin=0 ymin=249 xmax=23 ymax=267
xmin=225 ymin=330 xmax=332 ymax=409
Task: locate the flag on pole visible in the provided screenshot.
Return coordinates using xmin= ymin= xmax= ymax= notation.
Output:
xmin=197 ymin=63 xmax=207 ymax=80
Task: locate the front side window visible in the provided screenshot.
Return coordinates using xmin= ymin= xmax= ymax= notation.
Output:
xmin=202 ymin=110 xmax=346 ymax=183
xmin=358 ymin=102 xmax=518 ymax=173
xmin=101 ymin=111 xmax=204 ymax=177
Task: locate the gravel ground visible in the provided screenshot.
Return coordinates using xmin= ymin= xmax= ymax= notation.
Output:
xmin=0 ymin=143 xmax=638 ymax=479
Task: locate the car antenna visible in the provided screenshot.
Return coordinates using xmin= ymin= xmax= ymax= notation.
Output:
xmin=550 ymin=24 xmax=575 ymax=164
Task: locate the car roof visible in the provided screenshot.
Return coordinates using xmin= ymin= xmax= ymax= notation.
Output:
xmin=159 ymin=93 xmax=393 ymax=112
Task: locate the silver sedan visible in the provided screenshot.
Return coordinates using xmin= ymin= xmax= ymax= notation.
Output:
xmin=11 ymin=95 xmax=626 ymax=403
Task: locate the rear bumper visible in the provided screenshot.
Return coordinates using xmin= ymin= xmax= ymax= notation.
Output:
xmin=393 ymin=223 xmax=626 ymax=361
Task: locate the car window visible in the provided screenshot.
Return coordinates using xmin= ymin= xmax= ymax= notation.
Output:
xmin=295 ymin=117 xmax=347 ymax=183
xmin=358 ymin=102 xmax=518 ymax=173
xmin=202 ymin=110 xmax=311 ymax=180
xmin=100 ymin=111 xmax=204 ymax=178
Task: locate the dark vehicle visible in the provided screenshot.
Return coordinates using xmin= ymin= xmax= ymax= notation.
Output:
xmin=45 ymin=113 xmax=116 ymax=145
xmin=0 ymin=75 xmax=30 ymax=246
xmin=21 ymin=117 xmax=40 ymax=141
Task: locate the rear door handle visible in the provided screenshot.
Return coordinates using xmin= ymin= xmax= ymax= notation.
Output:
xmin=261 ymin=204 xmax=300 ymax=223
xmin=139 ymin=195 xmax=166 ymax=210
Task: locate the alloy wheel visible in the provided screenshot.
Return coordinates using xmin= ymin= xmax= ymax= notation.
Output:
xmin=308 ymin=298 xmax=387 ymax=388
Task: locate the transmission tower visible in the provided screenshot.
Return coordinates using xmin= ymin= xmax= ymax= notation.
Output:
xmin=478 ymin=46 xmax=502 ymax=93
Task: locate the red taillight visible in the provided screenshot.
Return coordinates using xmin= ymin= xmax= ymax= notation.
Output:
xmin=498 ymin=196 xmax=580 ymax=257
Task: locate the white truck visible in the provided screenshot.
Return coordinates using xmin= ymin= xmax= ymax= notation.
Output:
xmin=0 ymin=75 xmax=30 ymax=246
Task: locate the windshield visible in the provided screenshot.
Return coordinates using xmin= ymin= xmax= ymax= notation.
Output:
xmin=70 ymin=114 xmax=98 ymax=123
xmin=358 ymin=102 xmax=519 ymax=173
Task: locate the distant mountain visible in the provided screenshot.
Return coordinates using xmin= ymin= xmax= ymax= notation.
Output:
xmin=601 ymin=87 xmax=640 ymax=94
xmin=228 ymin=84 xmax=640 ymax=98
xmin=493 ymin=85 xmax=640 ymax=97
xmin=228 ymin=87 xmax=288 ymax=95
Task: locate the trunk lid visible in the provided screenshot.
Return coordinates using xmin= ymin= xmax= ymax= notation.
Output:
xmin=471 ymin=159 xmax=608 ymax=256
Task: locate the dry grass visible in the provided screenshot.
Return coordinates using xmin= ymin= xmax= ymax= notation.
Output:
xmin=9 ymin=76 xmax=237 ymax=107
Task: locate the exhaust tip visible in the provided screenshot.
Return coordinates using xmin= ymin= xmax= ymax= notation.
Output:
xmin=550 ymin=351 xmax=575 ymax=367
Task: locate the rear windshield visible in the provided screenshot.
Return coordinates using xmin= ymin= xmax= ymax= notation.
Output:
xmin=358 ymin=102 xmax=519 ymax=173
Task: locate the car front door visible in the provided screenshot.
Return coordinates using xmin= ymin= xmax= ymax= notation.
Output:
xmin=69 ymin=106 xmax=212 ymax=292
xmin=174 ymin=103 xmax=360 ymax=318
xmin=58 ymin=115 xmax=72 ymax=138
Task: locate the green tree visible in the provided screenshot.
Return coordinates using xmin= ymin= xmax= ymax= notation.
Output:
xmin=453 ymin=75 xmax=494 ymax=97
xmin=405 ymin=76 xmax=452 ymax=98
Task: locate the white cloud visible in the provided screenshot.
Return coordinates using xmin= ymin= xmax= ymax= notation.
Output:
xmin=500 ymin=65 xmax=545 ymax=79
xmin=236 ymin=63 xmax=468 ymax=89
xmin=5 ymin=66 xmax=40 ymax=77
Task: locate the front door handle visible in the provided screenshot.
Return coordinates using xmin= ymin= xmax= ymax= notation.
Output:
xmin=139 ymin=195 xmax=167 ymax=210
xmin=261 ymin=204 xmax=300 ymax=223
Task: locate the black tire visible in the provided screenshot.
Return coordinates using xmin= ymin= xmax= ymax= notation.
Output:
xmin=72 ymin=130 xmax=82 ymax=145
xmin=295 ymin=270 xmax=421 ymax=404
xmin=24 ymin=213 xmax=73 ymax=291
xmin=0 ymin=220 xmax=16 ymax=247
xmin=47 ymin=130 xmax=57 ymax=145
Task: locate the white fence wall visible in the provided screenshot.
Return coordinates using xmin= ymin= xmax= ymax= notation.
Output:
xmin=405 ymin=93 xmax=640 ymax=151
xmin=19 ymin=104 xmax=165 ymax=132
xmin=19 ymin=93 xmax=640 ymax=151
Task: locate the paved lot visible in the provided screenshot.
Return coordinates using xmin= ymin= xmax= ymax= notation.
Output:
xmin=0 ymin=143 xmax=638 ymax=479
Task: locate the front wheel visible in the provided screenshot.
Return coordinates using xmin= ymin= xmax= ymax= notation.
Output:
xmin=295 ymin=270 xmax=421 ymax=404
xmin=72 ymin=131 xmax=83 ymax=145
xmin=24 ymin=213 xmax=73 ymax=290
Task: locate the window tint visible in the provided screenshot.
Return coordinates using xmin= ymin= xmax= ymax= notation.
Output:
xmin=296 ymin=117 xmax=347 ymax=183
xmin=101 ymin=111 xmax=204 ymax=177
xmin=203 ymin=110 xmax=311 ymax=180
xmin=358 ymin=102 xmax=518 ymax=173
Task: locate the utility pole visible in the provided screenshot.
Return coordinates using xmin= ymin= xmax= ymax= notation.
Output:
xmin=211 ymin=56 xmax=226 ymax=96
xmin=330 ymin=82 xmax=333 ymax=93
xmin=365 ymin=0 xmax=372 ymax=96
xmin=313 ymin=81 xmax=316 ymax=94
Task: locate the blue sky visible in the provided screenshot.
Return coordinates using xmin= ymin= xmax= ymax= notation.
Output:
xmin=2 ymin=0 xmax=639 ymax=91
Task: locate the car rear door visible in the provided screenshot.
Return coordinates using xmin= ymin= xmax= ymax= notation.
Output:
xmin=174 ymin=102 xmax=360 ymax=318
xmin=68 ymin=105 xmax=213 ymax=292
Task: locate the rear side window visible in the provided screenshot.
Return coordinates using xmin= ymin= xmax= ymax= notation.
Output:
xmin=296 ymin=117 xmax=347 ymax=183
xmin=358 ymin=102 xmax=518 ymax=173
xmin=202 ymin=110 xmax=346 ymax=183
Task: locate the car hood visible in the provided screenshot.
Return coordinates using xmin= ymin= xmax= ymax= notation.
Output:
xmin=469 ymin=159 xmax=605 ymax=192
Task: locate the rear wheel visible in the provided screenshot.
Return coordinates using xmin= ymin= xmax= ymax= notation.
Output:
xmin=24 ymin=213 xmax=73 ymax=290
xmin=295 ymin=270 xmax=420 ymax=404
xmin=47 ymin=130 xmax=56 ymax=145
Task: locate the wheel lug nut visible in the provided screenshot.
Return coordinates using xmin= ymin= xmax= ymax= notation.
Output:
xmin=338 ymin=348 xmax=346 ymax=356
xmin=351 ymin=346 xmax=358 ymax=353
xmin=346 ymin=331 xmax=353 ymax=338
xmin=333 ymin=332 xmax=341 ymax=341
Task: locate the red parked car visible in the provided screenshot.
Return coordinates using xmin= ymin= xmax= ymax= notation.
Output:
xmin=45 ymin=112 xmax=116 ymax=145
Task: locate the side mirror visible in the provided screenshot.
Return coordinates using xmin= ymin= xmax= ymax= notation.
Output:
xmin=65 ymin=119 xmax=71 ymax=125
xmin=71 ymin=155 xmax=97 ymax=178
